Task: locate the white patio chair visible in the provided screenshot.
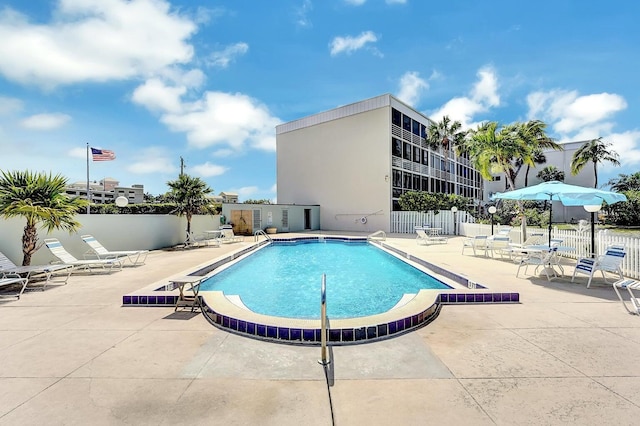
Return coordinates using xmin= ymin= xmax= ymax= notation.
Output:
xmin=0 ymin=276 xmax=28 ymax=299
xmin=43 ymin=239 xmax=123 ymax=273
xmin=571 ymin=245 xmax=626 ymax=288
xmin=612 ymin=278 xmax=640 ymax=315
xmin=517 ymin=247 xmax=558 ymax=281
xmin=415 ymin=227 xmax=430 ymax=245
xmin=461 ymin=235 xmax=489 ymax=256
xmin=81 ymin=235 xmax=149 ymax=265
xmin=487 ymin=236 xmax=512 ymax=259
xmin=0 ymin=250 xmax=73 ymax=290
xmin=219 ymin=226 xmax=243 ymax=244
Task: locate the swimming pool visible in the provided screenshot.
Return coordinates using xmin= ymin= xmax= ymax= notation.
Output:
xmin=199 ymin=240 xmax=451 ymax=319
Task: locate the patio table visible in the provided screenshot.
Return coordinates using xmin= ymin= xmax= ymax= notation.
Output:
xmin=172 ymin=275 xmax=205 ymax=312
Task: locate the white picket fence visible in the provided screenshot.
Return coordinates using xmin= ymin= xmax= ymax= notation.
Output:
xmin=392 ymin=211 xmax=640 ymax=280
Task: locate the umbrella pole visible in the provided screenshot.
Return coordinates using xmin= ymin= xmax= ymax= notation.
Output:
xmin=548 ymin=200 xmax=553 ymax=246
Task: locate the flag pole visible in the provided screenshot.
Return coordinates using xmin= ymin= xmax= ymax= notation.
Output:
xmin=86 ymin=143 xmax=90 ymax=214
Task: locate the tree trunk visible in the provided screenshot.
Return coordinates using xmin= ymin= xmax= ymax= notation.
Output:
xmin=22 ymin=223 xmax=38 ymax=266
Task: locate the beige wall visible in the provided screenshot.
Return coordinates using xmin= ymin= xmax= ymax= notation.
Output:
xmin=0 ymin=214 xmax=219 ymax=266
xmin=277 ymin=107 xmax=391 ymax=232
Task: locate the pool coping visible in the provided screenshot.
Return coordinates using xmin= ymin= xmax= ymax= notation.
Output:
xmin=122 ymin=235 xmax=520 ymax=345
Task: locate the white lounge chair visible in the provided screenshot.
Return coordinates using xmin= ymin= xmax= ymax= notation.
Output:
xmin=0 ymin=276 xmax=28 ymax=299
xmin=487 ymin=236 xmax=511 ymax=259
xmin=517 ymin=247 xmax=558 ymax=281
xmin=81 ymin=235 xmax=149 ymax=265
xmin=0 ymin=250 xmax=73 ymax=290
xmin=612 ymin=278 xmax=640 ymax=315
xmin=43 ymin=239 xmax=123 ymax=273
xmin=219 ymin=226 xmax=243 ymax=244
xmin=184 ymin=232 xmax=215 ymax=248
xmin=415 ymin=227 xmax=430 ymax=245
xmin=571 ymin=245 xmax=626 ymax=288
xmin=461 ymin=235 xmax=489 ymax=256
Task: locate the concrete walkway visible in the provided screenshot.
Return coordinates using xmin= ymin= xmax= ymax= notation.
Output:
xmin=1 ymin=233 xmax=639 ymax=425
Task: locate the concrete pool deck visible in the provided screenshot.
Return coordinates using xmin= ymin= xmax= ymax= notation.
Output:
xmin=1 ymin=232 xmax=639 ymax=425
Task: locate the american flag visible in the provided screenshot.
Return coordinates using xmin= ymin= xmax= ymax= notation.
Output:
xmin=91 ymin=147 xmax=116 ymax=161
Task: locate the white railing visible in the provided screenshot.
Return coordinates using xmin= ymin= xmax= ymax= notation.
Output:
xmin=391 ymin=210 xmax=475 ymax=235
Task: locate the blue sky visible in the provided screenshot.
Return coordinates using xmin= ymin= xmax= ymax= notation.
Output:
xmin=1 ymin=0 xmax=639 ymax=200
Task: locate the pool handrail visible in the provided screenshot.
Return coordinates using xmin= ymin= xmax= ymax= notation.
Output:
xmin=254 ymin=229 xmax=272 ymax=242
xmin=318 ymin=274 xmax=330 ymax=365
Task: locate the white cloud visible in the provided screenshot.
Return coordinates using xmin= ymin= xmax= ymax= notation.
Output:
xmin=0 ymin=96 xmax=23 ymax=115
xmin=428 ymin=66 xmax=500 ymax=128
xmin=67 ymin=147 xmax=87 ymax=159
xmin=526 ymin=90 xmax=627 ymax=135
xmin=208 ymin=43 xmax=249 ymax=68
xmin=295 ymin=0 xmax=313 ymax=27
xmin=396 ymin=71 xmax=429 ymax=107
xmin=126 ymin=147 xmax=176 ymax=174
xmin=0 ymin=0 xmax=197 ymax=88
xmin=20 ymin=112 xmax=71 ymax=130
xmin=344 ymin=0 xmax=367 ymax=5
xmin=132 ymin=78 xmax=281 ymax=152
xmin=329 ymin=31 xmax=378 ymax=56
xmin=234 ymin=186 xmax=259 ymax=198
xmin=131 ymin=78 xmax=187 ymax=113
xmin=191 ymin=161 xmax=228 ymax=177
xmin=608 ymin=130 xmax=640 ymax=167
xmin=386 ymin=0 xmax=407 ymax=4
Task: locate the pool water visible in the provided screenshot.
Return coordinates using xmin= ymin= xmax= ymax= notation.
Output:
xmin=199 ymin=241 xmax=450 ymax=319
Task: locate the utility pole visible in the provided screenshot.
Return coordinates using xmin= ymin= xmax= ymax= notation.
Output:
xmin=180 ymin=156 xmax=186 ymax=176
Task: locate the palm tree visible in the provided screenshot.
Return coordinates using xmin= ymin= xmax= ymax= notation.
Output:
xmin=537 ymin=166 xmax=565 ymax=182
xmin=167 ymin=173 xmax=213 ymax=237
xmin=0 ymin=170 xmax=87 ymax=266
xmin=607 ymin=172 xmax=640 ymax=192
xmin=570 ymin=137 xmax=620 ymax=188
xmin=424 ymin=115 xmax=467 ymax=193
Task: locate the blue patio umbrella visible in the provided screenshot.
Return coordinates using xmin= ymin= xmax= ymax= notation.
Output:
xmin=491 ymin=181 xmax=627 ymax=247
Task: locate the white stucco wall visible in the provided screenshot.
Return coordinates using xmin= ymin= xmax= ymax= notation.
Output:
xmin=277 ymin=107 xmax=391 ymax=232
xmin=0 ymin=214 xmax=219 ymax=266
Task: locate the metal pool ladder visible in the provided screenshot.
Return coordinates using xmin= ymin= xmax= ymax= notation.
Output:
xmin=254 ymin=229 xmax=272 ymax=242
xmin=319 ymin=274 xmax=330 ymax=365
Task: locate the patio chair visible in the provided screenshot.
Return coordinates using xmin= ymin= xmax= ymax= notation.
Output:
xmin=0 ymin=250 xmax=73 ymax=290
xmin=415 ymin=227 xmax=430 ymax=245
xmin=516 ymin=247 xmax=558 ymax=281
xmin=509 ymin=233 xmax=545 ymax=249
xmin=0 ymin=276 xmax=28 ymax=299
xmin=461 ymin=235 xmax=489 ymax=256
xmin=43 ymin=239 xmax=123 ymax=273
xmin=487 ymin=236 xmax=512 ymax=259
xmin=612 ymin=278 xmax=640 ymax=315
xmin=81 ymin=235 xmax=149 ymax=265
xmin=571 ymin=245 xmax=626 ymax=288
xmin=219 ymin=226 xmax=243 ymax=244
xmin=496 ymin=226 xmax=512 ymax=237
xmin=184 ymin=232 xmax=214 ymax=248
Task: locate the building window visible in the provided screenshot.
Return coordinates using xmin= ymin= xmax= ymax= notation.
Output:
xmin=413 ymin=146 xmax=421 ymax=164
xmin=412 ymin=119 xmax=420 ymax=136
xmin=402 ymin=114 xmax=411 ymax=131
xmin=403 ymin=172 xmax=412 ymax=189
xmin=392 ymin=169 xmax=402 ymax=187
xmin=392 ymin=108 xmax=401 ymax=126
xmin=392 ymin=138 xmax=402 ymax=157
xmin=403 ymin=142 xmax=412 ymax=160
xmin=422 ymin=150 xmax=429 ymax=165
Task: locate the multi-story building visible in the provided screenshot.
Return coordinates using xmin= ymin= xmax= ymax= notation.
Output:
xmin=65 ymin=178 xmax=144 ymax=204
xmin=276 ymin=94 xmax=484 ymax=232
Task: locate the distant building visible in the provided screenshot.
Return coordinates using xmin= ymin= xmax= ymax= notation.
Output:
xmin=66 ymin=178 xmax=144 ymax=204
xmin=219 ymin=191 xmax=239 ymax=203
